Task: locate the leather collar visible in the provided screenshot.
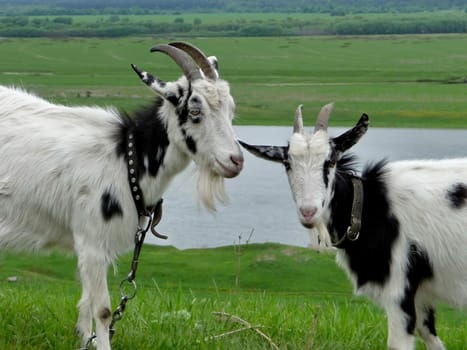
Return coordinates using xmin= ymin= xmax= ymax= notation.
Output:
xmin=332 ymin=176 xmax=364 ymax=248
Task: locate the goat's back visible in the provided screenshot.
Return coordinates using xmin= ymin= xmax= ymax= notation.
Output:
xmin=384 ymin=158 xmax=467 ymax=306
xmin=0 ymin=86 xmax=134 ymax=253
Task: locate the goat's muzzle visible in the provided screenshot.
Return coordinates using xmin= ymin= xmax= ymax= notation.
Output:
xmin=215 ymin=153 xmax=244 ymax=178
xmin=298 ymin=206 xmax=318 ymax=228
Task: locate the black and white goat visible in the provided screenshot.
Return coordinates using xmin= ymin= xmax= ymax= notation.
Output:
xmin=0 ymin=42 xmax=243 ymax=350
xmin=240 ymin=104 xmax=466 ymax=350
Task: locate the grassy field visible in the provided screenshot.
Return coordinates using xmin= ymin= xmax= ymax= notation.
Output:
xmin=0 ymin=34 xmax=466 ymax=127
xmin=0 ymin=34 xmax=466 ymax=348
xmin=25 ymin=10 xmax=467 ymax=26
xmin=0 ymin=244 xmax=466 ymax=349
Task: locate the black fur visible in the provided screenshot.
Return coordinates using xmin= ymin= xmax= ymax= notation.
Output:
xmin=185 ymin=135 xmax=197 ymax=154
xmin=447 ymin=183 xmax=467 ymax=208
xmin=180 ymin=128 xmax=197 ymax=154
xmin=423 ymin=307 xmax=437 ymax=336
xmin=101 ymin=188 xmax=123 ymax=221
xmin=176 ymin=83 xmax=192 ymax=126
xmin=116 ymin=97 xmax=170 ymax=178
xmin=329 ymin=158 xmax=400 ymax=287
xmin=400 ymin=244 xmax=434 ymax=334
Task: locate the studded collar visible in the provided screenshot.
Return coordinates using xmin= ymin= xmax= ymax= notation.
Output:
xmin=126 ymin=130 xmax=147 ymax=216
xmin=126 ymin=129 xmax=167 ymax=240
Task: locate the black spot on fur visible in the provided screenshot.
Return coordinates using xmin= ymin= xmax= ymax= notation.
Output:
xmin=116 ymin=97 xmax=170 ymax=178
xmin=101 ymin=189 xmax=123 ymax=221
xmin=400 ymin=244 xmax=434 ymax=334
xmin=185 ymin=135 xmax=197 ymax=154
xmin=447 ymin=183 xmax=467 ymax=208
xmin=323 ymin=162 xmax=330 ymax=188
xmin=423 ymin=307 xmax=437 ymax=336
xmin=400 ymin=292 xmax=416 ymax=335
xmin=155 ymin=77 xmax=166 ymax=88
xmin=99 ymin=307 xmax=111 ymax=321
xmin=329 ymin=159 xmax=400 ymax=287
xmin=177 ymin=84 xmax=184 ymax=98
xmin=177 ymin=83 xmax=192 ymax=126
xmin=166 ymin=93 xmax=179 ymax=106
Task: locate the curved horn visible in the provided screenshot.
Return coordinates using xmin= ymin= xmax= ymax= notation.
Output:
xmin=150 ymin=44 xmax=202 ymax=82
xmin=169 ymin=42 xmax=218 ymax=80
xmin=314 ymin=102 xmax=334 ymax=132
xmin=293 ymin=104 xmax=304 ymax=134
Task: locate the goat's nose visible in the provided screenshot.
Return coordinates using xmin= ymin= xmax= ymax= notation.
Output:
xmin=300 ymin=206 xmax=317 ymax=220
xmin=230 ymin=154 xmax=244 ymax=170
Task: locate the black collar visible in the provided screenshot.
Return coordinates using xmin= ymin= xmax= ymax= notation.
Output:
xmin=332 ymin=176 xmax=364 ymax=248
xmin=126 ymin=129 xmax=167 ymax=240
xmin=126 ymin=130 xmax=146 ymax=216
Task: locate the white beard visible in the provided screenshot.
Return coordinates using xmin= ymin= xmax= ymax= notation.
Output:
xmin=196 ymin=166 xmax=228 ymax=212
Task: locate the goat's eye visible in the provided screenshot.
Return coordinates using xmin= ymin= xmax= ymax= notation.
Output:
xmin=189 ymin=109 xmax=202 ymax=123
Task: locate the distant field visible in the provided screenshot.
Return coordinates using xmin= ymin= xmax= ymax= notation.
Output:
xmin=0 ymin=34 xmax=466 ymax=127
xmin=25 ymin=10 xmax=467 ymax=28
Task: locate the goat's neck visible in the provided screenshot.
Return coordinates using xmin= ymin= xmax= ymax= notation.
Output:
xmin=138 ymin=142 xmax=190 ymax=207
xmin=118 ymin=100 xmax=191 ymax=208
xmin=327 ymin=162 xmax=397 ymax=250
xmin=327 ymin=173 xmax=356 ymax=246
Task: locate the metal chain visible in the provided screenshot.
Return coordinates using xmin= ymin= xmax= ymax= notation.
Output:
xmin=109 ymin=224 xmax=148 ymax=340
xmin=79 ymin=200 xmax=164 ymax=350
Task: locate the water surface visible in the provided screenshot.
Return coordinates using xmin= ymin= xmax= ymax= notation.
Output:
xmin=148 ymin=126 xmax=467 ymax=249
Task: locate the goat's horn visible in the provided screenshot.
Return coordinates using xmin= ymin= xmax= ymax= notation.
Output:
xmin=169 ymin=42 xmax=217 ymax=80
xmin=150 ymin=44 xmax=202 ymax=82
xmin=293 ymin=104 xmax=304 ymax=134
xmin=314 ymin=102 xmax=334 ymax=132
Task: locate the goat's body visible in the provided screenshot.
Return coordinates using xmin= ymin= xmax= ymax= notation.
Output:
xmin=240 ymin=105 xmax=466 ymax=350
xmin=386 ymin=159 xmax=467 ymax=306
xmin=332 ymin=158 xmax=467 ymax=350
xmin=0 ymin=86 xmax=141 ymax=256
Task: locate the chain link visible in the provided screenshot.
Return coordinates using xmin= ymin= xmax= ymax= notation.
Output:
xmin=80 ymin=200 xmax=164 ymax=350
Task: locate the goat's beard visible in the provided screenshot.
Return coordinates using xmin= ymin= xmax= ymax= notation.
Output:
xmin=197 ymin=166 xmax=228 ymax=212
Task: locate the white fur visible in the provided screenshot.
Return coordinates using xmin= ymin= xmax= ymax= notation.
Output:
xmin=287 ymin=130 xmax=332 ymax=226
xmin=385 ymin=159 xmax=467 ymax=307
xmin=0 ymin=80 xmax=242 ymax=350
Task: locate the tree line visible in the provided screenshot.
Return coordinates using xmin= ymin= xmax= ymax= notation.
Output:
xmin=0 ymin=0 xmax=466 ymax=16
xmin=0 ymin=12 xmax=466 ymax=37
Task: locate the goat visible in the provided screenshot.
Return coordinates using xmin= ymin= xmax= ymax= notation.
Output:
xmin=0 ymin=42 xmax=243 ymax=350
xmin=239 ymin=104 xmax=467 ymax=350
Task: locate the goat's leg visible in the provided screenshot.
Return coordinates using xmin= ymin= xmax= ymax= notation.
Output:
xmin=76 ymin=282 xmax=93 ymax=346
xmin=385 ymin=301 xmax=416 ymax=350
xmin=76 ymin=252 xmax=112 ymax=350
xmin=92 ymin=266 xmax=112 ymax=350
xmin=415 ymin=299 xmax=445 ymax=350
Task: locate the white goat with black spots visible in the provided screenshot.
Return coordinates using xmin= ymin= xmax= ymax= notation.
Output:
xmin=240 ymin=104 xmax=466 ymax=350
xmin=0 ymin=42 xmax=243 ymax=350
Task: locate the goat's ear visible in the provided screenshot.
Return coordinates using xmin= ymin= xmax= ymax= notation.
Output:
xmin=238 ymin=140 xmax=287 ymax=163
xmin=332 ymin=113 xmax=369 ymax=154
xmin=131 ymin=64 xmax=176 ymax=101
xmin=207 ymin=56 xmax=219 ymax=78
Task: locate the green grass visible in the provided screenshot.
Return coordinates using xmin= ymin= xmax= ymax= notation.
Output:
xmin=0 ymin=33 xmax=466 ymax=349
xmin=0 ymin=244 xmax=466 ymax=349
xmin=0 ymin=34 xmax=466 ymax=127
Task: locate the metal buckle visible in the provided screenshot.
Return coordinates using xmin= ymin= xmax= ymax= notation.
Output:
xmin=346 ymin=226 xmax=360 ymax=241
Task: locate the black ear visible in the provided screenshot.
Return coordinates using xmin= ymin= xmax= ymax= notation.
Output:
xmin=332 ymin=113 xmax=369 ymax=154
xmin=238 ymin=140 xmax=287 ymax=163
